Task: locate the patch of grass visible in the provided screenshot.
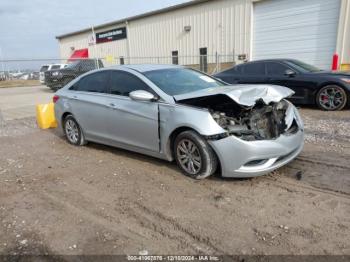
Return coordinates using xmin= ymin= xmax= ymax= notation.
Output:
xmin=0 ymin=80 xmax=41 ymax=88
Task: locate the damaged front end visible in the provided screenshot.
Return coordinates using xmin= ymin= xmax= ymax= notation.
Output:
xmin=210 ymin=99 xmax=300 ymax=141
xmin=175 ymin=85 xmax=302 ymax=141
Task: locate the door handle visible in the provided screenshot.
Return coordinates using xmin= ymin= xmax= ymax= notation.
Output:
xmin=69 ymin=95 xmax=78 ymax=100
xmin=108 ymin=103 xmax=118 ymax=109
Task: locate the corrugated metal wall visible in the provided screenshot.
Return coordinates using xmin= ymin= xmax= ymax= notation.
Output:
xmin=58 ymin=0 xmax=349 ymax=68
xmin=58 ymin=0 xmax=252 ymax=65
xmin=337 ymin=0 xmax=350 ymax=68
xmin=127 ymin=0 xmax=251 ymax=64
xmin=58 ymin=23 xmax=128 ymax=63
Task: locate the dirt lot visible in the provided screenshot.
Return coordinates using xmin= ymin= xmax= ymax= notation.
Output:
xmin=0 ymin=80 xmax=40 ymax=88
xmin=0 ymin=87 xmax=349 ymax=256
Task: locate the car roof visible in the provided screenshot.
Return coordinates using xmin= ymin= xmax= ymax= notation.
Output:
xmin=110 ymin=64 xmax=184 ymax=73
xmin=237 ymin=59 xmax=298 ymax=65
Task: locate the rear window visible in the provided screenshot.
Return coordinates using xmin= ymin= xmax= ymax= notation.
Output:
xmin=75 ymin=71 xmax=109 ymax=93
xmin=243 ymin=63 xmax=265 ymax=75
xmin=51 ymin=65 xmax=61 ymax=70
xmin=40 ymin=66 xmax=49 ymax=72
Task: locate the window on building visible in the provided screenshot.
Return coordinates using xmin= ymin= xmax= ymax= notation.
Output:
xmin=75 ymin=71 xmax=109 ymax=93
xmin=120 ymin=57 xmax=125 ymax=65
xmin=242 ymin=62 xmax=265 ymax=75
xmin=199 ymin=47 xmax=208 ymax=73
xmin=172 ymin=51 xmax=179 ymax=65
xmin=110 ymin=71 xmax=153 ymax=96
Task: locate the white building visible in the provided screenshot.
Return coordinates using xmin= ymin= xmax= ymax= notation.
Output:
xmin=56 ymin=0 xmax=350 ymax=71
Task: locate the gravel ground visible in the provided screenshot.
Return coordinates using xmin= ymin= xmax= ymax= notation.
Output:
xmin=0 ymin=108 xmax=349 ymax=256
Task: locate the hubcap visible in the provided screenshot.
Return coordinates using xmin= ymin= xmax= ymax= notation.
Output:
xmin=319 ymin=87 xmax=344 ymax=110
xmin=176 ymin=139 xmax=202 ymax=175
xmin=65 ymin=119 xmax=79 ymax=143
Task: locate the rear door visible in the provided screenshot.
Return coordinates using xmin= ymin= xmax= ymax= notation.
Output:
xmin=68 ymin=71 xmax=110 ymax=140
xmin=104 ymin=70 xmax=159 ymax=152
xmin=238 ymin=62 xmax=267 ymax=84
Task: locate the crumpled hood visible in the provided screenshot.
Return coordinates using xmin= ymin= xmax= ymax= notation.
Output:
xmin=174 ymin=84 xmax=295 ymax=107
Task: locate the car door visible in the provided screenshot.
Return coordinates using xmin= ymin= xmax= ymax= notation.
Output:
xmin=265 ymin=62 xmax=313 ymax=103
xmin=104 ymin=70 xmax=159 ymax=152
xmin=238 ymin=62 xmax=267 ymax=84
xmin=67 ymin=71 xmax=110 ymax=140
xmin=215 ymin=66 xmax=243 ymax=84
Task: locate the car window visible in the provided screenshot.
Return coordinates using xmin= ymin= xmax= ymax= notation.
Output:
xmin=110 ymin=71 xmax=153 ymax=96
xmin=75 ymin=71 xmax=109 ymax=93
xmin=242 ymin=63 xmax=265 ymax=75
xmin=66 ymin=61 xmax=80 ymax=69
xmin=40 ymin=66 xmax=49 ymax=72
xmin=235 ymin=65 xmax=243 ymax=73
xmin=81 ymin=60 xmax=95 ymax=70
xmin=287 ymin=60 xmax=321 ymax=72
xmin=266 ymin=62 xmax=289 ymax=75
xmin=51 ymin=65 xmax=61 ymax=70
xmin=144 ymin=68 xmax=226 ymax=96
xmin=221 ymin=67 xmax=236 ymax=74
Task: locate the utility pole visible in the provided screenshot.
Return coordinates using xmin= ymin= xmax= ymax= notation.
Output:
xmin=91 ymin=26 xmax=99 ymax=69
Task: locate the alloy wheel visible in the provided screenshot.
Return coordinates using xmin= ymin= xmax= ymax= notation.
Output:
xmin=318 ymin=86 xmax=345 ymax=110
xmin=65 ymin=119 xmax=79 ymax=144
xmin=176 ymin=139 xmax=202 ymax=175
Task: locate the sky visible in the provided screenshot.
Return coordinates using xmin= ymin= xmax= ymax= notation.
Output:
xmin=0 ymin=0 xmax=190 ymax=61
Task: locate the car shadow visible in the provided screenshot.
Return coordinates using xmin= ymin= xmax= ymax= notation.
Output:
xmin=51 ymin=128 xmax=180 ymax=173
xmin=51 ymin=129 xmax=256 ymax=182
xmin=88 ymin=142 xmax=256 ymax=183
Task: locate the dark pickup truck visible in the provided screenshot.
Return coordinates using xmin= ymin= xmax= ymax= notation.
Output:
xmin=45 ymin=59 xmax=104 ymax=91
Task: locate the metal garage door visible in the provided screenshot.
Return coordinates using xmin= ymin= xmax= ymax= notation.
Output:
xmin=252 ymin=0 xmax=341 ymax=69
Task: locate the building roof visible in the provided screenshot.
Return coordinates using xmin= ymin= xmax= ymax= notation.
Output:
xmin=56 ymin=0 xmax=212 ymax=39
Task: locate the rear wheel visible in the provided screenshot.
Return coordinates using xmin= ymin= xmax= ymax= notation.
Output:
xmin=316 ymin=85 xmax=347 ymax=111
xmin=63 ymin=115 xmax=87 ymax=146
xmin=174 ymin=131 xmax=218 ymax=179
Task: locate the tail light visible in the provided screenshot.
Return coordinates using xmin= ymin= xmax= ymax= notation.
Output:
xmin=53 ymin=95 xmax=59 ymax=103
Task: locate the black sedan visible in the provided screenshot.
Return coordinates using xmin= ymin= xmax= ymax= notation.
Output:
xmin=214 ymin=59 xmax=350 ymax=111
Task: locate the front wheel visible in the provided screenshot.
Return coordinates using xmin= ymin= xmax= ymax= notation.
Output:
xmin=174 ymin=131 xmax=218 ymax=179
xmin=316 ymin=85 xmax=347 ymax=111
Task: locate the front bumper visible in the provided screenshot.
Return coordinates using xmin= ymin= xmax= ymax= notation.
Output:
xmin=208 ymin=130 xmax=304 ymax=178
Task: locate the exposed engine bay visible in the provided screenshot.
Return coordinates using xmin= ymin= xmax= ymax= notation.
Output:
xmin=177 ymin=94 xmax=299 ymax=141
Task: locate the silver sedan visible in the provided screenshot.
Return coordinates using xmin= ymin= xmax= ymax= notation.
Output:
xmin=54 ymin=64 xmax=304 ymax=179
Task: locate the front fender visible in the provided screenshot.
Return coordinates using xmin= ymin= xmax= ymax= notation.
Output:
xmin=159 ymin=103 xmax=225 ymax=160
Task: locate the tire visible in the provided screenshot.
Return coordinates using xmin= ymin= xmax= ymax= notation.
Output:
xmin=316 ymin=85 xmax=347 ymax=111
xmin=49 ymin=86 xmax=58 ymax=92
xmin=60 ymin=78 xmax=73 ymax=88
xmin=174 ymin=130 xmax=218 ymax=179
xmin=63 ymin=115 xmax=87 ymax=146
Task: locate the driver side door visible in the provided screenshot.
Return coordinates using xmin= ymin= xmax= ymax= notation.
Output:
xmin=104 ymin=70 xmax=160 ymax=153
xmin=265 ymin=62 xmax=312 ymax=103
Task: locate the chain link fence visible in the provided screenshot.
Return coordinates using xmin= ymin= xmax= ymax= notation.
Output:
xmin=0 ymin=54 xmax=239 ymax=90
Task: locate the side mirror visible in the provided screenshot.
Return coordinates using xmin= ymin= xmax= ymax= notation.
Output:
xmin=284 ymin=69 xmax=296 ymax=77
xmin=129 ymin=90 xmax=156 ymax=102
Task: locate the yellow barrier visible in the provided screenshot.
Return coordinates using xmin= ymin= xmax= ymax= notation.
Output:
xmin=340 ymin=64 xmax=350 ymax=71
xmin=36 ymin=102 xmax=58 ymax=129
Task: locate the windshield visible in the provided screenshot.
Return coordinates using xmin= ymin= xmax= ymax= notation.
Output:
xmin=288 ymin=60 xmax=322 ymax=72
xmin=143 ymin=68 xmax=226 ymax=96
xmin=66 ymin=61 xmax=79 ymax=69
